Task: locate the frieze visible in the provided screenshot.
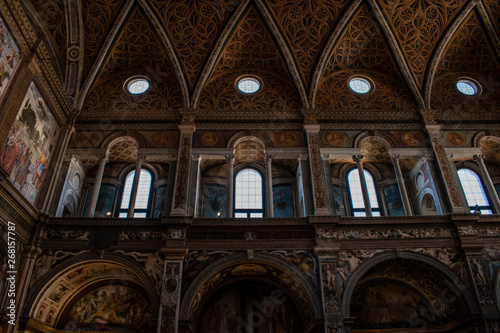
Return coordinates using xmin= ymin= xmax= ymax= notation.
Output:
xmin=119 ymin=230 xmax=166 ymax=240
xmin=316 ymin=227 xmax=456 ymax=239
xmin=308 ymin=134 xmax=327 ymax=209
xmin=43 ymin=230 xmax=90 ymax=240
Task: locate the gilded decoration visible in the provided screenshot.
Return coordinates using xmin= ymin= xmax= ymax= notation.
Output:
xmin=81 ymin=7 xmax=183 ymax=116
xmin=265 ymin=0 xmax=350 ymax=85
xmin=81 ymin=0 xmax=125 ymax=79
xmin=139 ymin=131 xmax=178 ymax=148
xmin=308 ymin=135 xmax=326 ymax=209
xmin=402 ymin=131 xmax=425 ymax=147
xmin=28 ymin=0 xmax=67 ymax=65
xmin=431 ymin=12 xmax=500 ymax=112
xmin=315 ymin=5 xmax=417 ymax=110
xmin=378 ymin=0 xmax=466 ymax=87
xmin=484 ymin=0 xmax=500 ymax=41
xmin=173 ymin=135 xmax=191 ymax=210
xmin=197 ymin=7 xmax=302 ymax=111
xmin=325 ymin=132 xmax=347 ymax=147
xmin=446 ymin=132 xmax=465 ymax=146
xmin=479 ymin=138 xmax=500 ymax=166
xmin=148 ymin=0 xmax=238 ymax=88
xmin=200 ymin=132 xmax=219 ymax=147
xmin=360 ymin=138 xmax=390 ymax=162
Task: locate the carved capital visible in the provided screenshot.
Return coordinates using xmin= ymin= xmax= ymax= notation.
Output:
xmin=473 ymin=154 xmax=485 ymax=162
xmin=353 ymin=154 xmax=364 ymax=163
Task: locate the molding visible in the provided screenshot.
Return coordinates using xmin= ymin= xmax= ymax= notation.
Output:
xmin=423 ymin=0 xmax=478 ymax=109
xmin=254 ymin=0 xmax=309 ymax=109
xmin=476 ymin=2 xmax=500 ymax=61
xmin=320 ymin=148 xmax=361 ymax=159
xmin=444 ymin=147 xmax=482 ymax=159
xmin=388 ymin=148 xmax=434 ymax=159
xmin=190 ymin=0 xmax=251 ymax=108
xmin=366 ymin=0 xmax=425 ymax=109
xmin=309 ymin=0 xmax=363 ymax=107
xmin=64 ymin=0 xmax=84 ymax=102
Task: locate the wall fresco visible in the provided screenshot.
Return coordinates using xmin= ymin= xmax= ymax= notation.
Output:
xmin=0 ymin=15 xmax=20 ymax=98
xmin=273 ymin=185 xmax=294 ymax=218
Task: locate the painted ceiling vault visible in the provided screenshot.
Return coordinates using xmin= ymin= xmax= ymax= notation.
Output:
xmin=24 ymin=0 xmax=500 ymax=122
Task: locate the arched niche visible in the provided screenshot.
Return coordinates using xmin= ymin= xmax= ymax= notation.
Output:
xmin=342 ymin=252 xmax=479 ymax=331
xmin=420 ymin=192 xmax=439 ymax=216
xmin=179 ymin=252 xmax=322 ymax=331
xmin=22 ymin=252 xmax=160 ymax=332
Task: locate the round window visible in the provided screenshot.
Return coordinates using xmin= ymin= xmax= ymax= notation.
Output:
xmin=126 ymin=77 xmax=150 ymax=94
xmin=456 ymin=79 xmax=479 ymax=96
xmin=349 ymin=77 xmax=372 ymax=94
xmin=237 ymin=77 xmax=261 ymax=94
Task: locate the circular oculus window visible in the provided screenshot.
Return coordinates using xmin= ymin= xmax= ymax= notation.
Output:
xmin=349 ymin=77 xmax=372 ymax=94
xmin=456 ymin=79 xmax=479 ymax=96
xmin=126 ymin=77 xmax=150 ymax=94
xmin=237 ymin=77 xmax=261 ymax=94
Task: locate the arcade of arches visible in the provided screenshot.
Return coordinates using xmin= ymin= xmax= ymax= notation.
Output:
xmin=0 ymin=0 xmax=500 ymax=332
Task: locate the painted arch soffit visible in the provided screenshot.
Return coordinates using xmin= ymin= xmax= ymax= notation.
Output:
xmin=196 ymin=5 xmax=303 ymax=113
xmin=314 ymin=4 xmax=418 ymax=111
xmin=430 ymin=10 xmax=500 ymax=113
xmin=79 ymin=5 xmax=184 ymax=119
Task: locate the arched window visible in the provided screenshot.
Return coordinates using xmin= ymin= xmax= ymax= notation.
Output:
xmin=234 ymin=168 xmax=264 ymax=218
xmin=457 ymin=168 xmax=492 ymax=214
xmin=119 ymin=169 xmax=152 ymax=217
xmin=347 ymin=169 xmax=381 ymax=216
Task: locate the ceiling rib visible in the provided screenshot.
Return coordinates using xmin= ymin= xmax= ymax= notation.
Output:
xmin=423 ymin=0 xmax=478 ymax=109
xmin=476 ymin=2 xmax=500 ymax=61
xmin=308 ymin=0 xmax=363 ymax=108
xmin=254 ymin=0 xmax=309 ymax=109
xmin=366 ymin=0 xmax=425 ymax=109
xmin=64 ymin=0 xmax=83 ymax=105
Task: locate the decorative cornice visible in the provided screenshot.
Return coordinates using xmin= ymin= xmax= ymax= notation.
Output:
xmin=366 ymin=0 xmax=425 ymax=109
xmin=254 ymin=0 xmax=309 ymax=109
xmin=423 ymin=0 xmax=478 ymax=109
xmin=308 ymin=0 xmax=363 ymax=107
xmin=190 ymin=0 xmax=251 ymax=108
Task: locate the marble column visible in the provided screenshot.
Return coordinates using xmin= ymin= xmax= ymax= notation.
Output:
xmin=474 ymin=154 xmax=500 ymax=213
xmin=390 ymin=154 xmax=413 ymax=215
xmin=353 ymin=155 xmax=372 ymax=217
xmin=304 ymin=125 xmax=329 ymax=215
xmin=266 ymin=154 xmax=274 ymax=217
xmin=127 ymin=155 xmax=145 ymax=217
xmin=227 ymin=154 xmax=234 ymax=217
xmin=426 ymin=125 xmax=468 ymax=213
xmin=171 ymin=124 xmax=195 ymax=216
xmin=86 ymin=153 xmax=109 ymax=217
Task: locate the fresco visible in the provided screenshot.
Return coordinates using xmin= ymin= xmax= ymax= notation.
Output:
xmin=273 ymin=185 xmax=294 ymax=218
xmin=203 ymin=184 xmax=227 ymax=217
xmin=384 ymin=185 xmax=405 ymax=216
xmin=351 ymin=282 xmax=438 ymax=329
xmin=332 ymin=185 xmax=345 ymax=216
xmin=83 ymin=184 xmax=116 ymax=217
xmin=64 ymin=285 xmax=151 ymax=331
xmin=0 ymin=15 xmax=20 ymax=98
xmin=0 ymin=82 xmax=60 ymax=205
xmin=153 ymin=185 xmax=167 ymax=217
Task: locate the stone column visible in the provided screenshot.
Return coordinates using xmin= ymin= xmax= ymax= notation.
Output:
xmin=474 ymin=154 xmax=500 ymax=213
xmin=304 ymin=125 xmax=329 ymax=215
xmin=158 ymin=248 xmax=187 ymax=333
xmin=127 ymin=155 xmax=145 ymax=217
xmin=171 ymin=124 xmax=195 ymax=216
xmin=226 ymin=154 xmax=234 ymax=217
xmin=189 ymin=154 xmax=202 ymax=217
xmin=266 ymin=154 xmax=274 ymax=217
xmin=426 ymin=125 xmax=468 ymax=213
xmin=86 ymin=153 xmax=109 ymax=217
xmin=353 ymin=155 xmax=372 ymax=217
xmin=390 ymin=154 xmax=413 ymax=216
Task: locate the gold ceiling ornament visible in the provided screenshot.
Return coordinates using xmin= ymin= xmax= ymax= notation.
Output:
xmin=378 ymin=0 xmax=467 ymax=87
xmin=431 ymin=12 xmax=500 ymax=112
xmin=81 ymin=7 xmax=183 ymax=116
xmin=197 ymin=6 xmax=301 ymax=111
xmin=315 ymin=4 xmax=417 ymax=110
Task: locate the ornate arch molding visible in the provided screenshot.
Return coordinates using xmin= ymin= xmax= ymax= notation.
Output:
xmin=354 ymin=132 xmax=397 ymax=150
xmin=253 ymin=0 xmax=308 ymax=109
xmin=63 ymin=0 xmax=84 ymax=103
xmin=179 ymin=252 xmax=323 ymax=322
xmin=76 ymin=0 xmax=134 ymax=110
xmin=20 ymin=0 xmax=65 ymax=82
xmin=117 ymin=162 xmax=159 ymax=181
xmin=22 ymin=252 xmax=160 ymax=319
xmin=418 ymin=187 xmax=444 ymax=215
xmin=308 ymin=0 xmax=363 ymax=107
xmin=190 ymin=0 xmax=251 ymax=109
xmin=227 ymin=131 xmax=273 ymax=149
xmin=341 ymin=251 xmax=480 ymax=318
xmin=137 ymin=0 xmax=189 ymax=108
xmin=473 ymin=131 xmax=500 ymax=147
xmin=365 ymin=0 xmax=425 ymax=109
xmin=424 ymin=1 xmax=478 ymax=109
xmin=101 ymin=131 xmax=146 ymax=150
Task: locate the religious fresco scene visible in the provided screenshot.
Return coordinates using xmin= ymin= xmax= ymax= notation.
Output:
xmin=0 ymin=0 xmax=499 ymax=332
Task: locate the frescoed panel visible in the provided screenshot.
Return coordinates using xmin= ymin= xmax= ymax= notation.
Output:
xmin=384 ymin=184 xmax=405 ymax=216
xmin=273 ymin=185 xmax=294 ymax=218
xmin=0 ymin=15 xmax=20 ymax=99
xmin=332 ymin=185 xmax=345 ymax=216
xmin=153 ymin=185 xmax=167 ymax=217
xmin=94 ymin=185 xmax=116 ymax=217
xmin=0 ymin=82 xmax=60 ymax=204
xmin=63 ymin=285 xmax=151 ymax=330
xmin=203 ymin=184 xmax=227 ymax=218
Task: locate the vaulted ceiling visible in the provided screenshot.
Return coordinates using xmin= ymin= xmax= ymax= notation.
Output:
xmin=24 ymin=0 xmax=500 ymax=123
